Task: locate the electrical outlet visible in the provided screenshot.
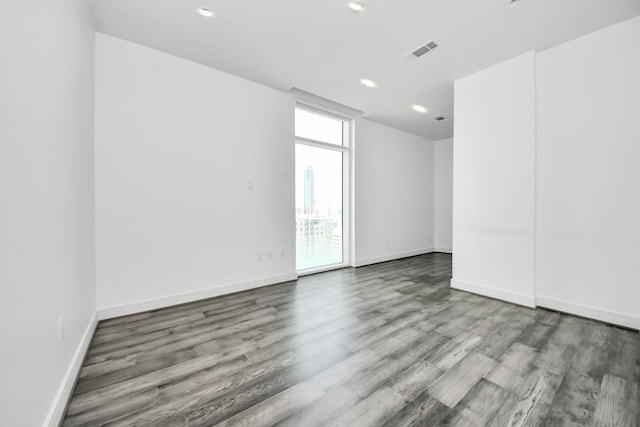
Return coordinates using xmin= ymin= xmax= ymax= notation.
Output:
xmin=257 ymin=253 xmax=262 ymax=262
xmin=58 ymin=317 xmax=64 ymax=341
xmin=267 ymin=252 xmax=272 ymax=261
xmin=280 ymin=250 xmax=285 ymax=259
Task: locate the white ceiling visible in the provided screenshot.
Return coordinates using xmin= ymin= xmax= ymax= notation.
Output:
xmin=90 ymin=0 xmax=640 ymax=140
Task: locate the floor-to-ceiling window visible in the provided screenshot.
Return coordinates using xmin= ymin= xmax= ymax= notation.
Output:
xmin=295 ymin=106 xmax=350 ymax=272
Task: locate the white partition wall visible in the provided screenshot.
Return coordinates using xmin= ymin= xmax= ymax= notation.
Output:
xmin=535 ymin=17 xmax=640 ymax=328
xmin=452 ymin=52 xmax=537 ymax=307
xmin=452 ymin=17 xmax=640 ymax=329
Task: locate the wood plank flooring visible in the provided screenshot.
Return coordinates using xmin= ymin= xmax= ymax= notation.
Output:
xmin=63 ymin=253 xmax=640 ymax=426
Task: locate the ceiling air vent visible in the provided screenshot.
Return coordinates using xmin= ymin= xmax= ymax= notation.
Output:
xmin=432 ymin=115 xmax=447 ymax=122
xmin=410 ymin=40 xmax=439 ymax=58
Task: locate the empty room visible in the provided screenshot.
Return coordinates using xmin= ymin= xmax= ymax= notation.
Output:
xmin=2 ymin=0 xmax=639 ymax=426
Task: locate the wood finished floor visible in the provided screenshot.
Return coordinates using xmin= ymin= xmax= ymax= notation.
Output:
xmin=64 ymin=253 xmax=640 ymax=426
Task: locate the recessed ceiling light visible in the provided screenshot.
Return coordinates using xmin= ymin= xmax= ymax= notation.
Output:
xmin=411 ymin=104 xmax=429 ymax=114
xmin=198 ymin=7 xmax=214 ymax=17
xmin=507 ymin=0 xmax=520 ymax=7
xmin=360 ymin=78 xmax=377 ymax=88
xmin=347 ymin=1 xmax=365 ymax=13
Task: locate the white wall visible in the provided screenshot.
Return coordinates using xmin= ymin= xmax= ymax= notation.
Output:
xmin=434 ymin=138 xmax=453 ymax=252
xmin=95 ymin=34 xmax=296 ymax=316
xmin=452 ymin=52 xmax=537 ymax=307
xmin=354 ymin=119 xmax=435 ymax=266
xmin=535 ymin=17 xmax=640 ymax=328
xmin=0 ymin=0 xmax=96 ymax=425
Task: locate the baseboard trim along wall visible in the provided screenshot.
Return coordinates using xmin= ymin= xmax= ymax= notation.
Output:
xmin=98 ymin=273 xmax=299 ymax=320
xmin=451 ymin=278 xmax=537 ymax=308
xmin=536 ymin=296 xmax=640 ymax=331
xmin=44 ymin=311 xmax=98 ymax=427
xmin=433 ymin=247 xmax=453 ymax=254
xmin=354 ymin=248 xmax=436 ymax=268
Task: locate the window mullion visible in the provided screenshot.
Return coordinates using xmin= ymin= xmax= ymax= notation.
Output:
xmin=295 ymin=137 xmax=347 ymax=152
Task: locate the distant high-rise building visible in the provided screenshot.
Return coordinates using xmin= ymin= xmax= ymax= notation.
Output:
xmin=304 ymin=166 xmax=315 ymax=215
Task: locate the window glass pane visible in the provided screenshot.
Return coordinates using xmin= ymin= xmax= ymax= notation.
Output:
xmin=295 ymin=144 xmax=343 ymax=270
xmin=295 ymin=108 xmax=343 ymax=146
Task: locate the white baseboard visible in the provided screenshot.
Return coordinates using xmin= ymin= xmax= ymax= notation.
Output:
xmin=536 ymin=296 xmax=640 ymax=331
xmin=44 ymin=311 xmax=98 ymax=427
xmin=451 ymin=278 xmax=536 ymax=308
xmin=354 ymin=248 xmax=436 ymax=268
xmin=98 ymin=273 xmax=298 ymax=320
xmin=433 ymin=247 xmax=453 ymax=254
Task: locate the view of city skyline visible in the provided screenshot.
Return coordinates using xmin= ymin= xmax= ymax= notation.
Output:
xmin=295 ymin=109 xmax=345 ymax=270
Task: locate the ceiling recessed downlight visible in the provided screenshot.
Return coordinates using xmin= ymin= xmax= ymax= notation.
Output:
xmin=347 ymin=1 xmax=365 ymax=13
xmin=507 ymin=0 xmax=520 ymax=7
xmin=360 ymin=78 xmax=377 ymax=88
xmin=198 ymin=7 xmax=214 ymax=17
xmin=411 ymin=104 xmax=429 ymax=114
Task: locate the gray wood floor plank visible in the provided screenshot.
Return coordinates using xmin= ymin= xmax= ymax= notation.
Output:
xmin=463 ymin=299 xmax=502 ymax=319
xmin=592 ymin=374 xmax=639 ymax=427
xmin=253 ymin=313 xmax=352 ymax=349
xmin=535 ymin=341 xmax=575 ymax=376
xmin=483 ymin=342 xmax=538 ymax=393
xmin=177 ymin=346 xmax=352 ymax=427
xmin=475 ymin=324 xmax=522 ymax=360
xmin=435 ymin=314 xmax=477 ymax=337
xmin=342 ymin=331 xmax=447 ymax=400
xmin=427 ymin=351 xmax=497 ymax=408
xmin=194 ymin=336 xmax=258 ymax=358
xmin=534 ymin=309 xmax=563 ymax=327
xmin=62 ymin=388 xmax=159 ymax=427
xmin=213 ymin=381 xmax=325 ymax=427
xmin=571 ymin=343 xmax=608 ymax=380
xmin=426 ymin=331 xmax=483 ymax=371
xmin=485 ymin=364 xmax=525 ymax=392
xmin=188 ymin=306 xmax=277 ymax=330
xmin=500 ymin=342 xmax=539 ymax=373
xmin=325 ymin=387 xmax=406 ymax=427
xmin=343 ymin=311 xmax=426 ymax=353
xmin=85 ymin=313 xmax=276 ymax=364
xmin=448 ymin=379 xmax=513 ymax=427
xmin=104 ymin=351 xmax=301 ymax=427
xmin=391 ymin=360 xmax=444 ymax=402
xmin=489 ymin=369 xmax=563 ymax=427
xmin=245 ymin=314 xmax=383 ymax=364
xmin=274 ymin=385 xmax=359 ymax=427
xmin=581 ymin=320 xmax=614 ymax=348
xmin=550 ymin=316 xmax=585 ymax=348
xmin=97 ymin=311 xmax=152 ymax=328
xmin=381 ymin=389 xmax=452 ymax=427
xmin=68 ymin=352 xmax=250 ymax=416
xmin=95 ymin=298 xmax=262 ymax=337
xmin=543 ymin=369 xmax=600 ymax=426
xmin=85 ymin=330 xmax=171 ymax=364
xmin=129 ymin=311 xmax=206 ymax=334
xmin=312 ymin=348 xmax=381 ymax=392
xmin=313 ymin=327 xmax=423 ymax=391
xmin=606 ymin=328 xmax=640 ymax=383
xmin=515 ymin=321 xmax=556 ymax=349
xmin=74 ymin=348 xmax=197 ymax=395
xmin=78 ymin=354 xmax=136 ymax=379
